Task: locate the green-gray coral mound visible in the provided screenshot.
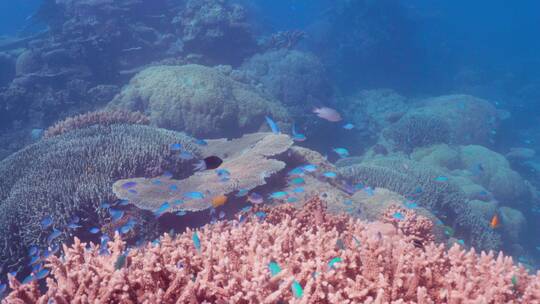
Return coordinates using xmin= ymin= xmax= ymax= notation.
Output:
xmin=0 ymin=124 xmax=199 ymax=273
xmin=107 ymin=64 xmax=289 ymax=138
xmin=339 ymin=157 xmax=501 ymax=251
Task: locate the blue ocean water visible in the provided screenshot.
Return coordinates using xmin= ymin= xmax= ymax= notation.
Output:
xmin=1 ymin=0 xmax=540 ymax=300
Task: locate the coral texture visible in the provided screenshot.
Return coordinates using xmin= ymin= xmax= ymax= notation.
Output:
xmin=0 ymin=124 xmax=199 ymax=274
xmin=108 ymin=64 xmax=289 ymax=137
xmin=339 ymin=156 xmax=502 ymax=251
xmin=5 ymin=197 xmax=540 ymax=303
xmin=382 ymin=94 xmax=502 ymax=152
xmin=237 ymin=49 xmax=332 ymax=111
xmin=44 ymin=110 xmax=150 ymax=138
xmin=112 ymin=133 xmax=293 ymax=213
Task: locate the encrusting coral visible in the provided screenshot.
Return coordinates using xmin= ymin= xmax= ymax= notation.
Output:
xmin=4 ymin=197 xmax=540 ymax=303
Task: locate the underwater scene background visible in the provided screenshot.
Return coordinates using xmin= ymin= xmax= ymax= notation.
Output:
xmin=1 ymin=0 xmax=540 ymax=302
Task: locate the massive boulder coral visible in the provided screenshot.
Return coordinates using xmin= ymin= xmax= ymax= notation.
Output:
xmin=339 ymin=89 xmax=409 ymax=138
xmin=0 ymin=124 xmax=199 ymax=274
xmin=108 ymin=64 xmax=289 ymax=137
xmin=236 ymin=49 xmax=332 ymax=112
xmin=381 ymin=94 xmax=503 ymax=152
xmin=5 ymin=197 xmax=540 ymax=303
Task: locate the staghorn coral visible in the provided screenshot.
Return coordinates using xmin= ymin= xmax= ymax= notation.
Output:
xmin=112 ymin=133 xmax=293 ymax=213
xmin=43 ymin=110 xmax=150 ymax=138
xmin=381 ymin=205 xmax=435 ymax=246
xmin=339 ymin=156 xmax=502 ymax=251
xmin=0 ymin=124 xmax=199 ymax=274
xmin=5 ymin=197 xmax=540 ymax=303
xmin=107 ymin=64 xmax=289 ymax=138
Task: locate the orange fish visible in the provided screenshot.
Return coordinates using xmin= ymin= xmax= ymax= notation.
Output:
xmin=490 ymin=214 xmax=500 ymax=229
xmin=211 ymin=194 xmax=228 ymax=208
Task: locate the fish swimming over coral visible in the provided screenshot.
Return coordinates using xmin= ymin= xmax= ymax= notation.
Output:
xmin=194 ymin=156 xmax=223 ymax=171
xmin=313 ymin=106 xmax=342 ymax=122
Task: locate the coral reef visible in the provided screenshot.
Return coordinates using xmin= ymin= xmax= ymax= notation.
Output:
xmin=236 ymin=49 xmax=332 ymax=112
xmin=5 ymin=197 xmax=539 ymax=303
xmin=108 ymin=64 xmax=289 ymax=137
xmin=339 ymin=89 xmax=409 ymax=138
xmin=113 ymin=133 xmax=293 ymax=213
xmin=0 ymin=124 xmax=199 ymax=274
xmin=381 ymin=94 xmax=502 ymax=152
xmin=44 ymin=110 xmax=149 ymax=138
xmin=339 ymin=156 xmax=502 ymax=251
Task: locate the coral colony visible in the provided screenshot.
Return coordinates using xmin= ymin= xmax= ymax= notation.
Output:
xmin=1 ymin=0 xmax=540 ymax=303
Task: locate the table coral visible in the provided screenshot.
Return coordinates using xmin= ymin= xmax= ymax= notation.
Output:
xmin=4 ymin=197 xmax=540 ymax=303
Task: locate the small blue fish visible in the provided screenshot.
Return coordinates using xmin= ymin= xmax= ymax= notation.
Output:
xmin=343 ymin=123 xmax=354 ymax=130
xmin=255 ymin=211 xmax=267 ymax=219
xmin=303 ymin=164 xmax=317 ymax=172
xmin=328 ymin=257 xmax=342 ymax=269
xmin=22 ymin=274 xmax=35 ymax=284
xmin=218 ymin=211 xmax=226 ymax=219
xmin=0 ymin=283 xmax=6 ymax=295
xmin=241 ymin=206 xmax=252 ymax=212
xmin=154 ymin=202 xmax=171 ymax=217
xmin=176 ymin=210 xmax=187 ymax=216
xmin=170 ymin=143 xmax=182 ymax=151
xmin=195 ymin=139 xmax=208 ymax=146
xmin=67 ymin=223 xmax=81 ymax=230
xmin=364 ymin=187 xmax=374 ymax=196
xmin=290 ymin=177 xmax=305 ymax=185
xmin=393 ymin=212 xmax=405 ymax=220
xmin=291 ymin=280 xmax=303 ymax=299
xmin=179 ymin=151 xmax=194 ymax=160
xmin=270 ymin=191 xmax=288 ymax=199
xmin=434 ymin=176 xmax=449 ymax=182
xmin=235 ymin=189 xmax=249 ymax=197
xmin=100 ymin=201 xmax=111 ymax=209
xmin=35 ymin=268 xmax=50 ymax=280
xmin=47 ymin=229 xmax=62 ymax=244
xmin=109 ymin=209 xmax=124 ymax=222
xmin=163 ymin=171 xmax=174 ymax=178
xmin=89 ymin=227 xmax=100 ymax=234
xmin=333 ymin=148 xmax=350 ymax=158
xmin=287 ymin=197 xmax=298 ymax=203
xmin=405 ymin=200 xmax=418 ymax=209
xmin=173 ymin=199 xmax=184 ymax=206
xmin=169 ymin=184 xmax=179 ymax=191
xmin=292 ymin=187 xmax=305 ymax=193
xmin=152 ymin=180 xmax=163 ymax=186
xmin=120 ymin=225 xmax=131 ymax=234
xmin=288 ymin=167 xmax=305 ymax=176
xmin=268 ymin=261 xmax=281 ymax=276
xmin=292 ymin=123 xmax=306 ymax=142
xmin=193 ymin=232 xmax=201 ymax=252
xmin=29 ymin=255 xmax=40 ymax=265
xmin=457 ymin=239 xmax=465 ymax=246
xmin=121 ymin=181 xmax=137 ymax=189
xmin=343 ymin=200 xmax=353 ymax=206
xmin=40 ymin=216 xmax=53 ymax=229
xmin=323 ymin=171 xmax=337 ymax=178
xmin=28 ymin=246 xmax=39 ymax=256
xmin=265 ymin=116 xmax=280 ymax=134
xmin=184 ymin=191 xmax=204 ymax=199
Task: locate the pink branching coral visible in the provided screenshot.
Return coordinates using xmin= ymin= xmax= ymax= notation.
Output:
xmin=44 ymin=110 xmax=150 ymax=138
xmin=4 ymin=197 xmax=540 ymax=303
xmin=381 ymin=204 xmax=436 ymax=246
